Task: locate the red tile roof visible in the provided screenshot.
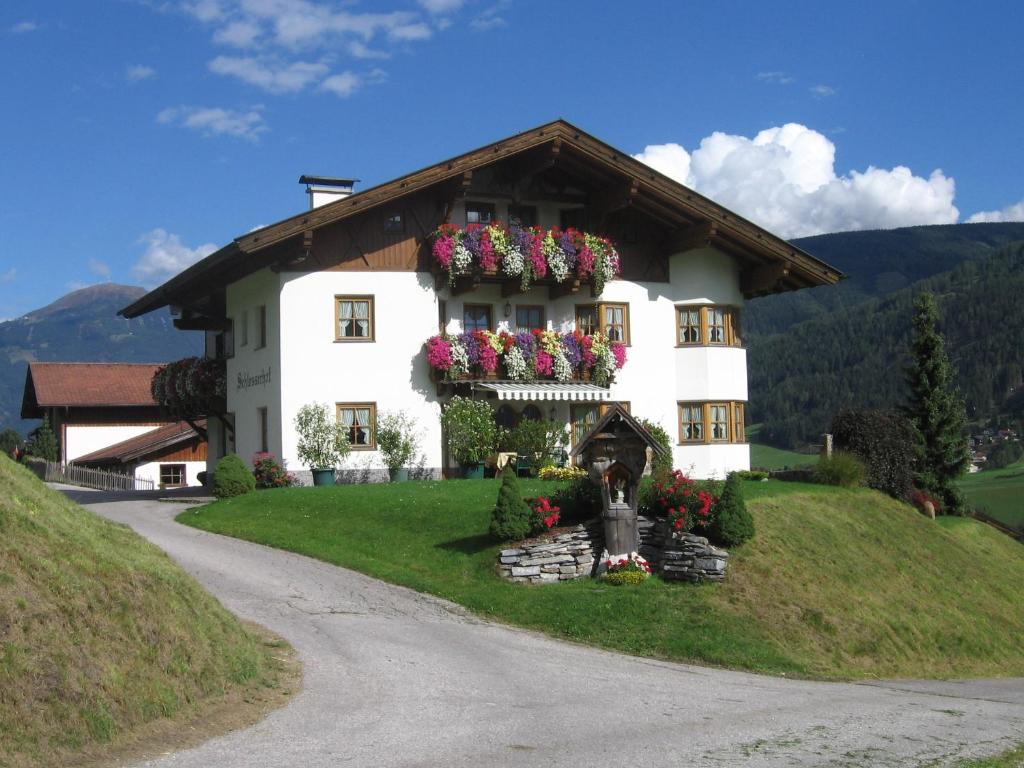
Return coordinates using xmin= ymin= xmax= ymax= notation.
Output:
xmin=24 ymin=362 xmax=162 ymax=408
xmin=75 ymin=420 xmax=206 ymax=464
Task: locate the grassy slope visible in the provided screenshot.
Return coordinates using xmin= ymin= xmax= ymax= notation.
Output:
xmin=960 ymin=460 xmax=1024 ymax=531
xmin=180 ymin=478 xmax=1024 ymax=681
xmin=0 ymin=456 xmax=279 ymax=768
xmin=747 ymin=425 xmax=816 ymax=470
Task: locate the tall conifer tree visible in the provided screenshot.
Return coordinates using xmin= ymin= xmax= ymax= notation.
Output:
xmin=904 ymin=293 xmax=970 ymax=514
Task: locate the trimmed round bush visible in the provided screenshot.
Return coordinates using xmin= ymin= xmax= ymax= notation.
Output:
xmin=707 ymin=472 xmax=754 ymax=547
xmin=490 ymin=469 xmax=533 ymax=541
xmin=814 ymin=451 xmax=865 ymax=488
xmin=213 ymin=454 xmax=256 ymax=498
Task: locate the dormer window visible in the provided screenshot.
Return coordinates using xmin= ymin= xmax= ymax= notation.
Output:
xmin=465 ymin=202 xmax=495 ymax=227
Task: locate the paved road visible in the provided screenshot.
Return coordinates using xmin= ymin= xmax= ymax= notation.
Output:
xmin=68 ymin=489 xmax=1024 ymax=767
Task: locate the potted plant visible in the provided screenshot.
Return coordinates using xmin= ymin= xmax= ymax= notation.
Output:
xmin=376 ymin=410 xmax=421 ymax=482
xmin=440 ymin=395 xmax=497 ymax=479
xmin=294 ymin=402 xmax=351 ymax=486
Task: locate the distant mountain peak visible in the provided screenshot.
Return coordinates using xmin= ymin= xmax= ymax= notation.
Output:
xmin=22 ymin=283 xmax=146 ymax=322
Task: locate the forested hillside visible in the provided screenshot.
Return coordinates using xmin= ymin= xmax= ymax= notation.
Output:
xmin=749 ymin=241 xmax=1024 ymax=447
xmin=747 ymin=222 xmax=1024 ymax=337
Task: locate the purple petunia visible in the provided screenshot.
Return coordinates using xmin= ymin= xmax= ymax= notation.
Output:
xmin=557 ymin=230 xmax=577 ymax=271
xmin=561 ymin=332 xmax=583 ymax=368
xmin=514 ymin=331 xmax=535 ymax=359
xmin=462 ymin=226 xmax=481 ymax=260
xmin=457 ymin=332 xmax=481 ymax=366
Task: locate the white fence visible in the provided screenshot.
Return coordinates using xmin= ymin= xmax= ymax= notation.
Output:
xmin=44 ymin=461 xmax=155 ymax=492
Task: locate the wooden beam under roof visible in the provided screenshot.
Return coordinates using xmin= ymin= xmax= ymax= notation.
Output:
xmin=741 ymin=263 xmax=791 ymax=296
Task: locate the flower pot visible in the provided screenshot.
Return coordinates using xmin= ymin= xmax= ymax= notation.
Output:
xmin=311 ymin=468 xmax=336 ymax=486
xmin=461 ymin=462 xmax=485 ymax=480
xmin=388 ymin=467 xmax=409 ymax=482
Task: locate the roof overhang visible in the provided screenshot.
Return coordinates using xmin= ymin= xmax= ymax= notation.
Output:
xmin=473 ymin=382 xmax=612 ymax=402
xmin=120 ymin=119 xmax=843 ymax=320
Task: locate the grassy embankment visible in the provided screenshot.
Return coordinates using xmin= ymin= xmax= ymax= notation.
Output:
xmin=0 ymin=456 xmax=292 ymax=768
xmin=960 ymin=459 xmax=1024 ymax=532
xmin=179 ymin=477 xmax=1024 ymax=681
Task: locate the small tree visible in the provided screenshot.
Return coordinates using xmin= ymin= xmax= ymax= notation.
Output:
xmin=27 ymin=416 xmax=59 ymax=462
xmin=638 ymin=418 xmax=673 ymax=474
xmin=294 ymin=402 xmax=351 ymax=470
xmin=490 ymin=469 xmax=534 ymax=541
xmin=214 ymin=453 xmax=256 ymax=498
xmin=707 ymin=472 xmax=754 ymax=547
xmin=0 ymin=428 xmax=23 ymax=456
xmin=506 ymin=418 xmax=567 ymax=475
xmin=376 ymin=410 xmax=421 ymax=471
xmin=904 ymin=293 xmax=970 ymax=514
xmin=440 ymin=396 xmax=496 ymax=465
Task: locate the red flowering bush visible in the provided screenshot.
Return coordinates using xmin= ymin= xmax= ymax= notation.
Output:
xmin=910 ymin=489 xmax=942 ymax=516
xmin=252 ymin=452 xmax=296 ymax=489
xmin=531 ymin=497 xmax=560 ymax=531
xmin=602 ymin=554 xmax=651 ymax=585
xmin=648 ymin=469 xmax=718 ymax=533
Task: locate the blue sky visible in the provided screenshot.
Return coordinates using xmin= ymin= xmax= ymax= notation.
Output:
xmin=1 ymin=0 xmax=1022 ymax=319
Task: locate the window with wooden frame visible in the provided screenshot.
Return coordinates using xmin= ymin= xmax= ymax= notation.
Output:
xmin=160 ymin=463 xmax=185 ymax=487
xmin=256 ymin=305 xmax=267 ymax=349
xmin=515 ymin=305 xmax=544 ymax=333
xmin=438 ymin=300 xmax=447 ymax=334
xmin=335 ymin=296 xmax=374 ymax=341
xmin=508 ymin=205 xmax=537 ymax=228
xmin=675 ymin=306 xmax=742 ymax=347
xmin=465 ymin=201 xmax=495 ymax=227
xmin=337 ymin=403 xmax=376 ymax=450
xmin=383 ymin=211 xmax=404 ymax=234
xmin=576 ymin=303 xmax=630 ymax=342
xmin=677 ymin=402 xmax=747 ymax=444
xmin=571 ymin=404 xmax=599 ymax=446
xmin=463 ymin=303 xmax=492 ymax=332
xmin=257 ymin=407 xmax=268 ymax=453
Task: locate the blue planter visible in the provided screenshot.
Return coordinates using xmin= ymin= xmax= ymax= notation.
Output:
xmin=461 ymin=462 xmax=485 ymax=480
xmin=311 ymin=468 xmax=336 ymax=486
xmin=388 ymin=468 xmax=409 ymax=482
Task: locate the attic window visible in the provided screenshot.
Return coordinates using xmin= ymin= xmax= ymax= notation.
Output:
xmin=465 ymin=202 xmax=495 ymax=227
xmin=384 ymin=212 xmax=404 ymax=233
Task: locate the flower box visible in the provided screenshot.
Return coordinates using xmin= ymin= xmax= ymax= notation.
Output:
xmin=431 ymin=222 xmax=620 ymax=296
xmin=151 ymin=357 xmax=227 ymax=419
xmin=426 ymin=329 xmax=626 ymax=387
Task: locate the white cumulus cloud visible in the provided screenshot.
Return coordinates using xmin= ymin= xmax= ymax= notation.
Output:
xmin=320 ymin=71 xmax=361 ymax=97
xmin=209 ymin=55 xmax=327 ymax=93
xmin=634 ymin=123 xmax=959 ymax=238
xmin=967 ymin=200 xmax=1024 ymax=223
xmin=157 ymin=105 xmax=267 ymax=141
xmin=133 ymin=229 xmax=219 ymax=287
xmin=126 ymin=64 xmax=155 ymax=82
xmin=88 ymin=259 xmax=111 ymax=279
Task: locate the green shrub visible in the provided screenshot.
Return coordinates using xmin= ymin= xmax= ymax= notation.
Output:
xmin=986 ymin=440 xmax=1023 ymax=470
xmin=814 ymin=451 xmax=865 ymax=488
xmin=214 ymin=454 xmax=256 ymax=498
xmin=26 ymin=415 xmax=58 ymax=462
xmin=707 ymin=472 xmax=754 ymax=547
xmin=441 ymin=396 xmax=497 ymax=465
xmin=831 ymin=410 xmax=916 ymax=500
xmin=505 ymin=419 xmax=567 ymax=475
xmin=638 ymin=418 xmax=673 ymax=474
xmin=489 ymin=469 xmax=533 ymax=541
xmin=549 ymin=475 xmax=601 ymax=525
xmin=734 ymin=469 xmax=769 ymax=481
xmin=603 ymin=570 xmax=647 ymax=586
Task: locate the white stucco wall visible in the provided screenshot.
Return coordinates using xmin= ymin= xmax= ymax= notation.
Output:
xmin=134 ymin=460 xmax=206 ymax=488
xmin=65 ymin=425 xmax=161 ymax=464
xmin=278 ymin=270 xmax=443 ymax=479
xmin=225 ymin=268 xmax=283 ymax=470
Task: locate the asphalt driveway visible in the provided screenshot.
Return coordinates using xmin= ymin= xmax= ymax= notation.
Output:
xmin=67 ymin=489 xmax=1024 ymax=767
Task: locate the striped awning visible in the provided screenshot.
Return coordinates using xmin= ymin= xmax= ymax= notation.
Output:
xmin=473 ymin=382 xmax=612 ymax=402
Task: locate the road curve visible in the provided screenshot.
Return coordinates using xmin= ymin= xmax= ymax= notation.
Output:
xmin=69 ymin=490 xmax=1024 ymax=768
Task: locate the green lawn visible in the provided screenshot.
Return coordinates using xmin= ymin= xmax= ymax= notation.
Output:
xmin=959 ymin=742 xmax=1024 ymax=768
xmin=746 ymin=424 xmax=817 ymax=470
xmin=179 ymin=477 xmax=1024 ymax=681
xmin=960 ymin=460 xmax=1024 ymax=531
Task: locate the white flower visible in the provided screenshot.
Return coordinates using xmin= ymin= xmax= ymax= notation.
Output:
xmin=543 ymin=234 xmax=569 ymax=283
xmin=503 ymin=245 xmax=525 ymax=276
xmin=553 ymin=351 xmax=573 ymax=383
xmin=505 ymin=346 xmax=528 ymax=380
xmin=449 ymin=340 xmax=470 ymax=379
xmin=452 ymin=242 xmax=472 ymax=276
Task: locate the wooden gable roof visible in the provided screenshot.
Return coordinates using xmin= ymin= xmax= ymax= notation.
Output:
xmin=121 ymin=119 xmax=842 ymax=321
xmin=569 ymin=403 xmax=670 ymax=460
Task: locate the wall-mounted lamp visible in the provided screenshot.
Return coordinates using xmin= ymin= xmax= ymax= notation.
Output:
xmin=503 ymin=301 xmax=512 ymax=318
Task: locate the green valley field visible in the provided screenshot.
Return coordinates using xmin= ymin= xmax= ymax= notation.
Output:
xmin=960 ymin=460 xmax=1024 ymax=532
xmin=179 ymin=477 xmax=1024 ymax=681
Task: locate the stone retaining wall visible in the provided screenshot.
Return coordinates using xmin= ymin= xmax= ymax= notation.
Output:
xmin=497 ymin=522 xmax=602 ymax=584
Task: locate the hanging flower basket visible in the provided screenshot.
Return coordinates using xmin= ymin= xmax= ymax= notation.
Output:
xmin=151 ymin=357 xmax=227 ymax=419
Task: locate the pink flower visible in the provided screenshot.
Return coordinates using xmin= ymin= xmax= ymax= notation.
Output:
xmin=479 ymin=228 xmax=497 ymax=270
xmin=426 ymin=335 xmax=453 ymax=370
xmin=611 ymin=342 xmax=627 ymax=369
xmin=478 ymin=345 xmax=498 ymax=373
xmin=577 ymin=246 xmax=594 ymax=278
xmin=432 ymin=234 xmax=454 ymax=268
xmin=535 ymin=349 xmax=553 ymax=376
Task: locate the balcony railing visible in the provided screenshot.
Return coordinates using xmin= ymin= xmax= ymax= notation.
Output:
xmin=426 ymin=330 xmax=626 ymax=388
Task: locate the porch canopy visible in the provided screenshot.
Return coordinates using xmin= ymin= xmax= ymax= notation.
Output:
xmin=473 ymin=382 xmax=612 ymax=402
